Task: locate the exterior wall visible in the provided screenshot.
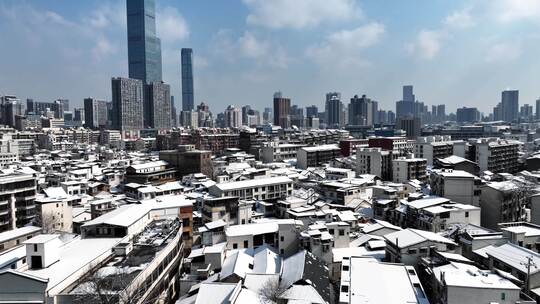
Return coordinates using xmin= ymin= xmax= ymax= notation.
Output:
xmin=446 ymin=286 xmax=520 ymax=304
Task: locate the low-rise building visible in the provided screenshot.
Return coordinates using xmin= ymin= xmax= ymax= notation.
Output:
xmin=208 ymin=176 xmax=293 ymax=201
xmin=393 ymin=155 xmax=427 ymax=183
xmin=339 ymin=257 xmax=429 ymax=304
xmin=430 ymin=169 xmax=482 ymax=206
xmin=296 ymin=144 xmax=341 ymax=169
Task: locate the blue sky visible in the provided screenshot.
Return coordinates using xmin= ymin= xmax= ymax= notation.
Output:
xmin=1 ymin=0 xmax=540 ymax=114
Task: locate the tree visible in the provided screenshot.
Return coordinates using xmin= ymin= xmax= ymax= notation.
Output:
xmin=34 ymin=211 xmax=59 ymax=234
xmin=258 ymin=277 xmax=286 ymax=304
xmin=71 ymin=263 xmax=167 ymax=304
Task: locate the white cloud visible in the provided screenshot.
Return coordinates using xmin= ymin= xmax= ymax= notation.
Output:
xmin=157 ymin=6 xmax=189 ymax=43
xmin=85 ymin=2 xmax=125 ymax=29
xmin=492 ymin=0 xmax=540 ymax=22
xmin=212 ymin=30 xmax=289 ymax=68
xmin=485 ymin=42 xmax=522 ymax=63
xmin=242 ymin=0 xmax=361 ymax=29
xmin=92 ymin=36 xmax=117 ymax=59
xmin=444 ymin=8 xmax=475 ymax=29
xmin=408 ymin=30 xmax=445 ymax=60
xmin=307 ymin=22 xmax=385 ymax=68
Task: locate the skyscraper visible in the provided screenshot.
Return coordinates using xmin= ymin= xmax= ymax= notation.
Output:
xmin=144 ymin=81 xmax=171 ymax=129
xmin=111 ymin=77 xmax=144 ymax=136
xmin=501 ymin=90 xmax=519 ymax=122
xmin=348 ymin=95 xmax=374 ymax=126
xmin=171 ymin=96 xmax=177 ymax=127
xmin=273 ymin=92 xmax=291 ymax=128
xmin=306 ymin=105 xmax=318 ymax=118
xmin=127 ymin=0 xmax=162 ymax=84
xmin=84 ymin=97 xmax=108 ymax=129
xmin=396 ymin=85 xmax=416 ymax=118
xmin=181 ymin=48 xmax=194 ymax=111
xmin=536 ymin=98 xmax=540 ymax=120
xmin=456 ymin=107 xmax=480 ymax=123
xmin=224 ymin=105 xmax=242 ymax=128
xmin=325 ymin=92 xmax=343 ymax=127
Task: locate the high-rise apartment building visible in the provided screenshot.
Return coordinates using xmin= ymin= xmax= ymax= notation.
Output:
xmin=181 ymin=48 xmax=194 ymax=111
xmin=83 ymin=98 xmax=108 ymax=129
xmin=520 ymin=104 xmax=533 ymax=121
xmin=536 ymin=98 xmax=540 ymax=120
xmin=456 ymin=107 xmax=480 ymax=123
xmin=0 ymin=96 xmax=23 ymax=128
xmin=144 ymin=81 xmax=171 ymax=129
xmin=396 ymin=85 xmax=415 ymax=118
xmin=273 ymin=92 xmax=291 ymax=128
xmin=349 ymin=94 xmax=374 ymax=126
xmin=111 ymin=77 xmax=144 ymax=137
xmin=306 ymin=105 xmax=318 ymax=118
xmin=127 ymin=0 xmax=162 ymax=84
xmin=224 ymin=105 xmax=242 ymax=128
xmin=501 ymin=90 xmax=519 ymax=122
xmin=325 ymin=92 xmax=343 ymax=127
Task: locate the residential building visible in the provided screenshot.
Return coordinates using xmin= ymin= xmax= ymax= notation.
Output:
xmin=480 ymin=181 xmax=528 ymax=230
xmin=111 ymin=77 xmax=144 ymax=138
xmin=83 ymin=98 xmax=108 ymax=129
xmin=143 ymin=81 xmax=171 ymax=129
xmin=357 ymin=148 xmax=392 ymax=180
xmin=456 ymin=107 xmax=480 ymax=123
xmin=159 ymin=145 xmax=213 ymax=178
xmin=430 ymin=169 xmax=482 ymax=206
xmin=469 ymin=138 xmax=520 ymax=173
xmin=0 ymin=173 xmax=37 ymax=233
xmin=339 ymin=257 xmax=429 ymax=304
xmin=273 ymin=92 xmax=291 ymax=128
xmin=209 ymin=176 xmax=293 ymax=201
xmin=415 ymin=135 xmax=455 ymax=166
xmin=297 ymin=144 xmax=341 ymax=169
xmin=392 ymin=155 xmax=427 ymax=183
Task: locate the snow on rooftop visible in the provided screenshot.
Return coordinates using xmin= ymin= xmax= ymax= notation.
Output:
xmin=384 ymin=229 xmax=456 ymax=248
xmin=301 ymin=144 xmax=339 ymax=152
xmin=0 ymin=226 xmax=42 ymax=244
xmin=214 ymin=176 xmax=292 ymax=191
xmin=345 ymin=258 xmax=424 ymax=304
xmin=433 ymin=262 xmax=519 ymax=290
xmin=226 ymin=222 xmax=279 ymax=237
xmin=25 ymin=237 xmax=122 ymax=294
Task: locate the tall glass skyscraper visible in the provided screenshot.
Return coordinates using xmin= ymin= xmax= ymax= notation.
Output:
xmin=181 ymin=48 xmax=194 ymax=111
xmin=127 ymin=0 xmax=162 ymax=84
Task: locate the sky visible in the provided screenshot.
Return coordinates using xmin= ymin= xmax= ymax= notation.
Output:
xmin=1 ymin=0 xmax=540 ymax=114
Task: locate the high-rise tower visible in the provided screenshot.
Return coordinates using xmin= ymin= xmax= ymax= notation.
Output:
xmin=127 ymin=0 xmax=162 ymax=84
xmin=181 ymin=48 xmax=194 ymax=111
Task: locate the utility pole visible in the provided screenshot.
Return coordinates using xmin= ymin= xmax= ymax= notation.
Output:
xmin=521 ymin=255 xmax=537 ymax=294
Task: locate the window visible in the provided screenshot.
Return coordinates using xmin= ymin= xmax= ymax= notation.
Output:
xmin=280 ymin=236 xmax=284 ymax=242
xmin=244 ymin=240 xmax=249 ymax=248
xmin=407 ymin=248 xmax=417 ymax=254
xmin=341 ymin=285 xmax=349 ymax=293
xmin=233 ymin=243 xmax=238 ymax=249
xmin=339 ymin=229 xmax=345 ymax=236
xmin=342 ymin=265 xmax=349 ymax=271
xmin=329 ymin=229 xmax=335 ymax=235
xmin=33 ymin=244 xmax=38 ymax=252
xmin=419 ymin=248 xmax=428 ymax=254
xmin=280 ymin=249 xmax=284 ymax=255
xmin=501 ymin=293 xmax=506 ymax=300
xmin=465 ymin=211 xmax=469 ymax=218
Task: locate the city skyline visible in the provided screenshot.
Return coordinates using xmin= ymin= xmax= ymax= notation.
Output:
xmin=1 ymin=0 xmax=540 ymax=113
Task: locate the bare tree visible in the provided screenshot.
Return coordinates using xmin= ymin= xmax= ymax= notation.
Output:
xmin=258 ymin=278 xmax=286 ymax=304
xmin=72 ymin=263 xmax=167 ymax=304
xmin=34 ymin=211 xmax=59 ymax=234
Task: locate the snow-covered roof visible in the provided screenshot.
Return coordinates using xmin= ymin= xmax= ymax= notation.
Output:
xmin=0 ymin=226 xmax=42 ymax=244
xmin=384 ymin=229 xmax=456 ymax=249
